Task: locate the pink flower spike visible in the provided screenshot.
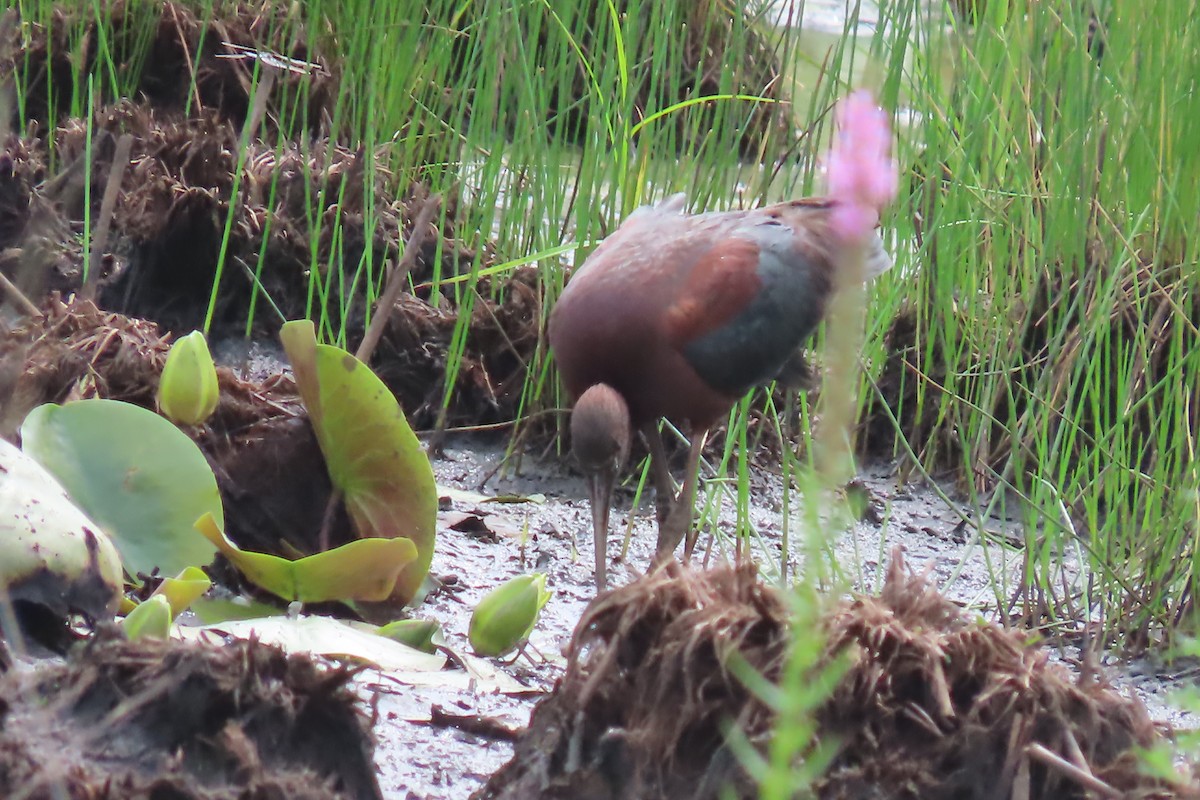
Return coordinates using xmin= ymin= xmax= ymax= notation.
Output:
xmin=826 ymin=89 xmax=898 ymax=244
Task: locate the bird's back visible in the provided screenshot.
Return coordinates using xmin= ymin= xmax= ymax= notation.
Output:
xmin=549 ymin=196 xmax=890 ymax=429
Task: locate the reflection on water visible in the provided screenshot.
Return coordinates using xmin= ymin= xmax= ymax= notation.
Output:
xmin=760 ymin=0 xmax=885 ymax=35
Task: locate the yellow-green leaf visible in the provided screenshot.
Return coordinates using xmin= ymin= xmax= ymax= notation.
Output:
xmin=279 ymin=320 xmax=437 ymax=607
xmin=122 ymin=594 xmax=172 ymax=640
xmin=194 ymin=512 xmax=417 ymax=603
xmin=149 ymin=566 xmax=212 ymax=618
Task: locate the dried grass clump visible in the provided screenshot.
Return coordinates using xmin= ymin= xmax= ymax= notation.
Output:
xmin=480 ymin=552 xmax=1197 ymax=799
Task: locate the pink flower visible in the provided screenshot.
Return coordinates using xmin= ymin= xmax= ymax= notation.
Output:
xmin=826 ymin=90 xmax=898 ymax=244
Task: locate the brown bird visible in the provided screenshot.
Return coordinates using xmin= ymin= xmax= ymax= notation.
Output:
xmin=548 ymin=193 xmax=892 ymax=589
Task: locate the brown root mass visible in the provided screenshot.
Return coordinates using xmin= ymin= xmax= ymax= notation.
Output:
xmin=372 ymin=266 xmax=543 ymax=427
xmin=859 ymin=304 xmax=952 ymax=468
xmin=7 ymin=2 xmax=333 ymax=135
xmin=0 ymin=0 xmax=539 ymax=428
xmin=478 ymin=553 xmax=1196 ymax=799
xmin=815 ymin=554 xmax=1185 ymax=799
xmin=1 ymin=100 xmax=478 ymax=336
xmin=0 ymin=631 xmax=382 ymax=800
xmin=0 ymin=298 xmax=170 ymax=437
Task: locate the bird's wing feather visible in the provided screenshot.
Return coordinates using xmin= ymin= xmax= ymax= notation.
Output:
xmin=663 ymin=214 xmax=840 ymax=395
xmin=662 ymin=238 xmax=762 ymax=349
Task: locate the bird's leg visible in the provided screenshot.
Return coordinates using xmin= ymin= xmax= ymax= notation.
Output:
xmin=654 ymin=428 xmax=708 ymax=563
xmin=679 ymin=430 xmax=709 ymax=560
xmin=640 ymin=422 xmax=676 ymax=526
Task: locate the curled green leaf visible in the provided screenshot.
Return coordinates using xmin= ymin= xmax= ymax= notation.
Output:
xmin=194 ymin=512 xmax=417 ymax=603
xmin=279 ymin=320 xmax=437 ymax=608
xmin=468 ymin=573 xmax=551 ymax=658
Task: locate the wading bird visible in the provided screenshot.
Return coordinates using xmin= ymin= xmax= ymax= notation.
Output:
xmin=548 ymin=194 xmax=892 ymax=589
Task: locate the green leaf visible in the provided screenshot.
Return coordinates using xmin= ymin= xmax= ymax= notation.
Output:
xmin=149 ymin=566 xmax=212 ymax=618
xmin=21 ymin=399 xmax=222 ymax=578
xmin=280 ymin=320 xmax=437 ymax=607
xmin=121 ymin=594 xmax=172 ymax=640
xmin=194 ymin=512 xmax=417 ymax=603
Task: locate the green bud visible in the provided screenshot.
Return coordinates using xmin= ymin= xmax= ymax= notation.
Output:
xmin=121 ymin=594 xmax=173 ymax=640
xmin=468 ymin=573 xmax=550 ymax=657
xmin=376 ymin=618 xmax=442 ymax=653
xmin=157 ymin=331 xmax=219 ymax=426
xmin=150 ymin=566 xmax=212 ymax=619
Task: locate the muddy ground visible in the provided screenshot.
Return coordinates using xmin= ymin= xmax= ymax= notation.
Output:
xmin=362 ymin=436 xmax=1200 ymax=799
xmin=3 ymin=415 xmax=1198 ymax=798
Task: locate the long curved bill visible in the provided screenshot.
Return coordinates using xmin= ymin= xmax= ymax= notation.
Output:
xmin=588 ymin=467 xmax=615 ymax=590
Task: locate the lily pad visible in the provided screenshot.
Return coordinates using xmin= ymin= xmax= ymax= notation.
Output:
xmin=280 ymin=320 xmax=437 ymax=607
xmin=190 ymin=596 xmax=283 ymax=624
xmin=195 ymin=512 xmax=417 ymax=603
xmin=21 ymin=399 xmax=221 ymax=579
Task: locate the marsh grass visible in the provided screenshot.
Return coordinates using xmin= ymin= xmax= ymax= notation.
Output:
xmin=893 ymin=0 xmax=1200 ymax=648
xmin=6 ymin=0 xmax=1200 ymax=787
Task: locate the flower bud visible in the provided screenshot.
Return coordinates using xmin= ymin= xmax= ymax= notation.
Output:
xmin=121 ymin=594 xmax=172 ymax=640
xmin=157 ymin=331 xmax=219 ymax=426
xmin=468 ymin=573 xmax=550 ymax=657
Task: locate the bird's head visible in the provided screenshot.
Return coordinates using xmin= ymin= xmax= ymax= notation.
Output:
xmin=570 ymin=383 xmax=632 ymax=591
xmin=570 ymin=383 xmax=632 ymax=475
